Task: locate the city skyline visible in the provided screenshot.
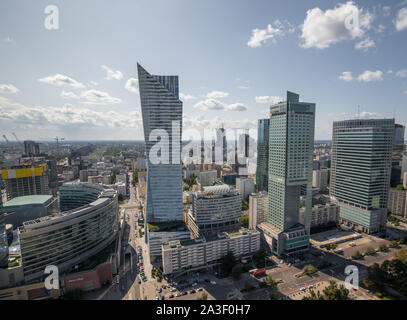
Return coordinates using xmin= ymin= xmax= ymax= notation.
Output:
xmin=1 ymin=0 xmax=407 ymax=141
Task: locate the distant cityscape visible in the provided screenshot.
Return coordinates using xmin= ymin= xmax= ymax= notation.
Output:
xmin=2 ymin=0 xmax=407 ymax=304
xmin=0 ymin=62 xmax=406 ymax=302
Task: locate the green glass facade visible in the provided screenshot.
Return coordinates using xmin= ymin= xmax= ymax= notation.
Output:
xmin=330 ymin=119 xmax=394 ymax=233
xmin=256 ymin=119 xmax=270 ymax=192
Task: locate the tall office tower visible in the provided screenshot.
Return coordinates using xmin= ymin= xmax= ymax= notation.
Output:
xmin=0 ymin=196 xmax=8 ymax=268
xmin=138 ymin=64 xmax=189 ymax=264
xmin=1 ymin=163 xmax=50 ymax=200
xmin=138 ymin=63 xmax=183 ymax=222
xmin=256 ymin=119 xmax=270 ymax=192
xmin=23 ymin=140 xmax=40 ymax=157
xmin=391 ymin=124 xmax=405 ymax=187
xmin=46 ymin=158 xmax=58 ymax=196
xmin=236 ymin=131 xmax=250 ymax=176
xmin=331 ymin=118 xmax=394 ymax=234
xmin=262 ymin=91 xmax=315 ymax=258
xmin=200 ymin=137 xmax=205 ymax=166
xmin=215 ymin=127 xmax=227 ymax=163
xmin=211 ymin=138 xmax=216 ymax=164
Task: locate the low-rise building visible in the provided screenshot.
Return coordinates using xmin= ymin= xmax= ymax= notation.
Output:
xmin=236 ymin=177 xmax=255 ymax=201
xmin=248 ymin=192 xmax=268 ymax=229
xmin=299 ymin=203 xmax=340 ymax=229
xmin=187 ymin=185 xmax=241 ymax=238
xmin=162 ymin=229 xmax=260 ymax=275
xmin=388 ymin=187 xmax=407 ymax=219
xmin=198 ymin=170 xmax=217 ymax=187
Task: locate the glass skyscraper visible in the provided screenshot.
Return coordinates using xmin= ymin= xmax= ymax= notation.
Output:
xmin=330 ymin=118 xmax=394 ymax=234
xmin=138 ymin=63 xmax=183 ymax=222
xmin=262 ymin=91 xmax=315 ymax=258
xmin=256 ymin=119 xmax=270 ymax=192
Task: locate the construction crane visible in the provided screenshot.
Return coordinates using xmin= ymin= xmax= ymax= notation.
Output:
xmin=12 ymin=132 xmax=23 ymax=146
xmin=55 ymin=136 xmax=65 ymax=154
xmin=2 ymin=135 xmax=8 ymax=143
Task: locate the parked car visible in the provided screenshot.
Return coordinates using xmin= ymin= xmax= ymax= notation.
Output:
xmin=169 ymin=294 xmax=174 ymax=299
xmin=197 ymin=288 xmax=203 ymax=292
xmin=210 ymin=281 xmax=216 ymax=285
xmin=190 ymin=289 xmax=196 ymax=294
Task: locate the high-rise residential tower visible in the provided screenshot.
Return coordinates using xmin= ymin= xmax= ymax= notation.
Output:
xmin=330 ymin=118 xmax=394 ymax=234
xmin=138 ymin=63 xmax=183 ymax=222
xmin=256 ymin=119 xmax=270 ymax=192
xmin=260 ymin=91 xmax=315 ymax=258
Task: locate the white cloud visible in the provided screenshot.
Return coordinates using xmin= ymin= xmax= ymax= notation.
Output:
xmin=339 ymin=71 xmax=354 ymax=82
xmin=300 ymin=1 xmax=373 ymax=49
xmin=0 ymin=84 xmax=19 ymax=94
xmin=354 ymin=37 xmax=375 ymax=51
xmin=0 ymin=96 xmax=141 ymax=133
xmin=357 ymin=111 xmax=381 ymax=118
xmin=183 ymin=115 xmax=256 ymax=130
xmin=206 ymin=91 xmax=229 ymax=99
xmin=194 ymin=99 xmax=247 ymax=112
xmin=357 ymin=70 xmax=383 ymax=82
xmin=247 ymin=19 xmax=295 ymax=48
xmin=396 ymin=69 xmax=407 ymax=78
xmin=237 ymin=86 xmax=249 ymax=89
xmin=124 ymin=78 xmax=139 ymax=94
xmin=38 ymin=74 xmax=85 ymax=89
xmin=395 ymin=7 xmax=407 ymax=31
xmin=194 ymin=99 xmax=225 ymax=111
xmin=2 ymin=36 xmax=15 ymax=44
xmin=101 ymin=65 xmax=123 ymax=80
xmin=180 ymin=93 xmax=196 ymax=101
xmin=80 ymin=89 xmax=121 ymax=105
xmin=225 ymin=103 xmax=248 ymax=111
xmin=255 ymin=96 xmax=283 ymax=104
xmin=387 ymin=70 xmax=394 ymax=74
xmin=382 ymin=6 xmax=391 ymax=17
xmin=60 ymin=91 xmax=80 ymax=99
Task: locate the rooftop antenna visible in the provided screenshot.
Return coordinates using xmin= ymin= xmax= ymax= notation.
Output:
xmin=357 ymin=105 xmax=360 ymax=119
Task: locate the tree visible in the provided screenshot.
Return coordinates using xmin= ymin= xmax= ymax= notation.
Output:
xmin=197 ymin=293 xmax=208 ymax=300
xmin=231 ymin=264 xmax=243 ymax=279
xmin=219 ymin=251 xmax=237 ymax=276
xmin=394 ymin=249 xmax=407 ymax=263
xmin=379 ymin=244 xmax=388 ymax=252
xmin=265 ymin=275 xmax=275 ymax=286
xmin=269 ymin=291 xmax=278 ymax=300
xmin=352 ymin=251 xmax=363 ymax=260
xmin=365 ymin=247 xmax=376 ymax=256
xmin=326 ymin=243 xmax=338 ymax=251
xmin=396 ymin=184 xmax=405 ymax=190
xmin=303 ymin=280 xmax=348 ymax=300
xmin=389 ymin=240 xmax=399 ymax=249
xmin=118 ymin=194 xmax=124 ymax=202
xmin=242 ymin=201 xmax=249 ymax=211
xmin=241 ymin=215 xmax=249 ymax=228
xmin=302 ymin=264 xmax=318 ymax=276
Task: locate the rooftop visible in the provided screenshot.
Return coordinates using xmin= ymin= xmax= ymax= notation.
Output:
xmin=4 ymin=195 xmax=53 ymax=208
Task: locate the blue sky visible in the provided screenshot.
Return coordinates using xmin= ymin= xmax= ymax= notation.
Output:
xmin=0 ymin=0 xmax=406 ymax=140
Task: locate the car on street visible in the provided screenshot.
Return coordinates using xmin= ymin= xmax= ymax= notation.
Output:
xmin=197 ymin=288 xmax=203 ymax=292
xmin=170 ymin=288 xmax=177 ymax=292
xmin=190 ymin=289 xmax=196 ymax=294
xmin=210 ymin=281 xmax=216 ymax=285
xmin=182 ymin=291 xmax=187 ymax=296
xmin=175 ymin=293 xmax=181 ymax=297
